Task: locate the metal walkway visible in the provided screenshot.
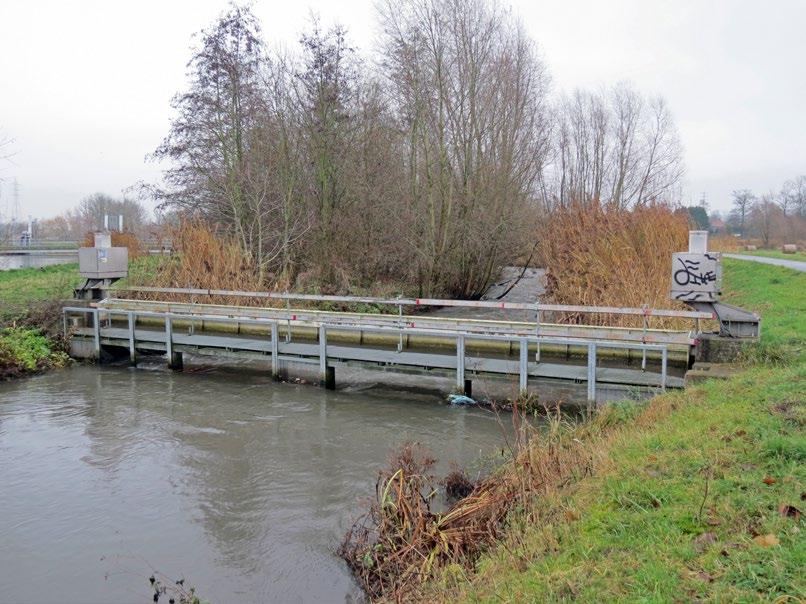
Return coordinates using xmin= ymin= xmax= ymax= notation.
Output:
xmin=64 ymin=302 xmax=686 ymax=404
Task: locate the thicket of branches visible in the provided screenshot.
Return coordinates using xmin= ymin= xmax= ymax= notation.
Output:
xmin=724 ymin=178 xmax=806 ymax=247
xmin=151 ymin=1 xmax=685 ymax=297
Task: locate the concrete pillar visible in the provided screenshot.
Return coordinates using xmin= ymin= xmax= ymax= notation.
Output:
xmin=324 ymin=366 xmax=336 ymax=390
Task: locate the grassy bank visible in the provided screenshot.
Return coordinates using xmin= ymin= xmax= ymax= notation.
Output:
xmin=0 ymin=263 xmax=79 ymax=322
xmin=365 ymin=259 xmax=804 ymax=602
xmin=0 ymin=263 xmax=86 ymax=379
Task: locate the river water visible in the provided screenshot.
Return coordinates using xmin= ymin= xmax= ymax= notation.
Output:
xmin=0 ymin=363 xmax=510 ymax=603
xmin=0 ymin=251 xmax=78 ymax=270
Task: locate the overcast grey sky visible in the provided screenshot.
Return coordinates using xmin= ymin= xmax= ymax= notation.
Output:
xmin=0 ymin=0 xmax=804 ymax=219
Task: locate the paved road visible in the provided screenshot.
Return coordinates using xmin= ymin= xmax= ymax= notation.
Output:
xmin=724 ymin=253 xmax=806 ymax=272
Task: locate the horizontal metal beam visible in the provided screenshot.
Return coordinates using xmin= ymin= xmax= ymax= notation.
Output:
xmin=109 ymin=285 xmax=714 ymax=320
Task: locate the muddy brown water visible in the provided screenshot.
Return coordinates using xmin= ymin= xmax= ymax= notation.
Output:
xmin=0 ymin=362 xmax=512 ymax=603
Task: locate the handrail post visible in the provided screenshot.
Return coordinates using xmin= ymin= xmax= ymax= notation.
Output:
xmin=661 ymin=346 xmax=668 ymax=392
xmin=519 ymin=337 xmax=528 ymax=395
xmin=285 ymin=296 xmax=291 ymax=342
xmin=92 ymin=308 xmax=100 ymax=359
xmin=319 ymin=324 xmax=327 ymax=385
xmin=397 ymin=301 xmax=403 ymax=353
xmin=62 ymin=309 xmax=68 ymax=339
xmin=127 ymin=311 xmax=136 ymax=365
xmin=587 ymin=343 xmax=597 ymax=407
xmin=535 ymin=309 xmax=542 ymax=363
xmin=271 ymin=321 xmax=279 ymax=380
xmin=456 ymin=334 xmax=465 ymax=392
xmin=165 ymin=314 xmax=172 ymax=361
xmin=641 ymin=306 xmax=648 ymax=371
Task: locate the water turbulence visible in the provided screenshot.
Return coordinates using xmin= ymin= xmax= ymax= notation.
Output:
xmin=0 ymin=364 xmax=508 ymax=603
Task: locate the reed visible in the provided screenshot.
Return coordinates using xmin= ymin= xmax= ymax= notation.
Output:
xmin=537 ymin=202 xmax=691 ymax=328
xmin=82 ymin=230 xmax=143 ymax=258
xmin=127 ymin=220 xmax=276 ymax=307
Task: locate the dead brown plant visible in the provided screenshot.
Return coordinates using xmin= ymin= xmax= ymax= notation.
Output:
xmin=82 ymin=230 xmax=143 ymax=258
xmin=538 ymin=201 xmax=691 ymax=328
xmin=339 ymin=404 xmax=604 ymax=601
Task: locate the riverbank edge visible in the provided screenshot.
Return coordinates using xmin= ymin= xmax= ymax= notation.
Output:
xmin=0 ymin=326 xmax=72 ymax=381
xmin=358 ymin=259 xmax=804 ymax=602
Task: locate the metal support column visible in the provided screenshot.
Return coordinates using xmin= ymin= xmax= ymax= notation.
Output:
xmin=587 ymin=343 xmax=597 ymax=405
xmin=661 ymin=346 xmax=668 ymax=392
xmin=456 ymin=334 xmax=465 ymax=392
xmin=92 ymin=309 xmax=100 ymax=359
xmin=271 ymin=321 xmax=279 ymax=380
xmin=165 ymin=315 xmax=172 ymax=360
xmin=519 ymin=337 xmax=528 ymax=394
xmin=166 ymin=315 xmax=182 ymax=369
xmin=319 ymin=325 xmax=328 ymax=386
xmin=127 ymin=311 xmax=136 ymax=365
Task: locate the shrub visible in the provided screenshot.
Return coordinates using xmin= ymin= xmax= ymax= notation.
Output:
xmin=0 ymin=327 xmax=70 ymax=379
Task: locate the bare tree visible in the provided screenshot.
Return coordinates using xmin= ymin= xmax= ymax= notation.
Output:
xmin=378 ymin=0 xmax=550 ymax=296
xmin=549 ymin=83 xmax=683 ymax=209
xmin=749 ymin=194 xmax=780 ymax=247
xmin=780 ymin=175 xmax=806 ymax=219
xmin=729 ymin=189 xmax=754 ymax=236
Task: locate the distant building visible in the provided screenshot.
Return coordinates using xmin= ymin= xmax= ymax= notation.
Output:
xmin=709 ymin=217 xmax=726 ymax=234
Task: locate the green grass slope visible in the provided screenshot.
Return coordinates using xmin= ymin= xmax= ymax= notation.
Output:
xmin=433 ymin=259 xmax=805 ymax=603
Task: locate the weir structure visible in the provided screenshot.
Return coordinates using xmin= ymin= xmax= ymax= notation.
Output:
xmin=62 ymin=231 xmax=759 ymax=405
xmin=63 ymin=294 xmax=706 ymax=405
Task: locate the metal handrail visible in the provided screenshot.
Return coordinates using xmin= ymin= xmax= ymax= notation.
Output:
xmin=63 ymin=306 xmax=670 ymax=402
xmin=108 ymin=285 xmax=714 ymax=321
xmin=97 ymin=297 xmax=694 ymax=347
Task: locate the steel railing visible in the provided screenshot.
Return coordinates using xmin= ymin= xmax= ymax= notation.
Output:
xmin=63 ymin=306 xmax=670 ymax=403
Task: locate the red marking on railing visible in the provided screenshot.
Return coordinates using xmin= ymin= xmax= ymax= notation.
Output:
xmin=291 ymin=314 xmax=297 ymax=321
xmin=415 ymin=298 xmax=421 ymax=305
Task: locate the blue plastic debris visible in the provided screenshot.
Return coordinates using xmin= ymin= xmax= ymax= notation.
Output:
xmin=448 ymin=394 xmax=477 ymax=406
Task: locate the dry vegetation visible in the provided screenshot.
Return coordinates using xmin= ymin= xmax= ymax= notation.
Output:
xmin=146 ymin=1 xmax=685 ymax=301
xmin=338 ymin=261 xmax=804 ymax=602
xmin=81 ymin=230 xmax=143 ymax=258
xmin=537 ymin=202 xmax=691 ymax=327
xmin=339 ymin=405 xmax=608 ymax=600
xmin=123 ymin=220 xmax=275 ymax=306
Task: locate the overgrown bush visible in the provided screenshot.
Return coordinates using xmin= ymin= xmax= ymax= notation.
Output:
xmin=127 ymin=220 xmax=271 ymax=306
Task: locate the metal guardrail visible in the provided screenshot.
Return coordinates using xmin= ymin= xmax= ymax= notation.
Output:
xmin=110 ymin=285 xmax=714 ymax=321
xmin=63 ymin=306 xmax=670 ymax=403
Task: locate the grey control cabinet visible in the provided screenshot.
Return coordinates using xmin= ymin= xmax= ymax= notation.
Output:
xmin=78 ymin=247 xmax=128 ymax=279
